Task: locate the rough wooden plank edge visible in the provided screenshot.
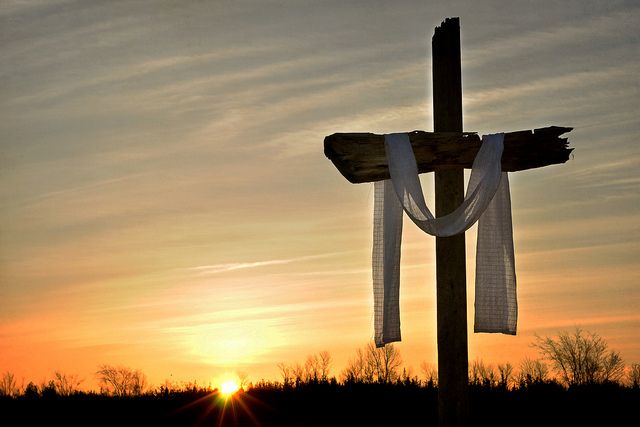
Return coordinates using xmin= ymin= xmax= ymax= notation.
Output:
xmin=324 ymin=126 xmax=573 ymax=183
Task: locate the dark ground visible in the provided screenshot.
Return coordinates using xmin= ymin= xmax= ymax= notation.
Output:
xmin=2 ymin=383 xmax=637 ymax=426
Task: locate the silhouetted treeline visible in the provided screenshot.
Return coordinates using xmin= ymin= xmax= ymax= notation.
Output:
xmin=2 ymin=378 xmax=638 ymax=427
xmin=1 ymin=329 xmax=639 ymax=426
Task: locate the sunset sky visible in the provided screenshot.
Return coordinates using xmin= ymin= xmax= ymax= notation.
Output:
xmin=1 ymin=1 xmax=639 ymax=390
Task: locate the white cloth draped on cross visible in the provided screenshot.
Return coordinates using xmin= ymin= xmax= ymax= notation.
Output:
xmin=373 ymin=133 xmax=517 ymax=347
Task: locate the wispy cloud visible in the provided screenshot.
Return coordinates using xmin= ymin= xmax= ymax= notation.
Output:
xmin=522 ymin=314 xmax=640 ymax=334
xmin=184 ymin=251 xmax=354 ymax=276
xmin=464 ymin=7 xmax=640 ymax=69
xmin=187 ymin=259 xmax=298 ymax=275
xmin=465 ymin=65 xmax=637 ymax=110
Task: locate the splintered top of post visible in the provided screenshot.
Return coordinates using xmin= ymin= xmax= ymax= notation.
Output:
xmin=324 ymin=126 xmax=573 ymax=183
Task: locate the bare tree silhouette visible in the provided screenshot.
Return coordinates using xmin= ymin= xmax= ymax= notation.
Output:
xmin=341 ymin=343 xmax=402 ymax=384
xmin=318 ymin=350 xmax=331 ymax=382
xmin=0 ymin=372 xmax=20 ymax=397
xmin=53 ymin=371 xmax=83 ymax=396
xmin=420 ymin=362 xmax=438 ymax=387
xmin=277 ymin=362 xmax=293 ymax=388
xmin=342 ymin=347 xmax=368 ymax=383
xmin=518 ymin=357 xmax=549 ymax=386
xmin=470 ymin=359 xmax=496 ymax=387
xmin=497 ymin=363 xmax=514 ymax=389
xmin=304 ymin=354 xmax=320 ymax=383
xmin=534 ymin=328 xmax=625 ymax=386
xmin=237 ymin=371 xmax=249 ymax=389
xmin=278 ymin=351 xmax=333 ymax=387
xmin=96 ymin=365 xmax=147 ymax=397
xmin=366 ymin=342 xmax=402 ymax=384
xmin=627 ymin=363 xmax=640 ymax=388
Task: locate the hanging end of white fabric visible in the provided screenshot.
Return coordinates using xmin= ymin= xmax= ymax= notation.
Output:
xmin=474 ymin=326 xmax=517 ymax=335
xmin=374 ymin=334 xmax=402 ymax=348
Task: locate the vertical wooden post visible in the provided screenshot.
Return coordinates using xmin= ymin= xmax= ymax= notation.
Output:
xmin=432 ymin=17 xmax=469 ymax=427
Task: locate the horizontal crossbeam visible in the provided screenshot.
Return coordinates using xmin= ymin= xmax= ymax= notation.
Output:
xmin=324 ymin=126 xmax=573 ymax=183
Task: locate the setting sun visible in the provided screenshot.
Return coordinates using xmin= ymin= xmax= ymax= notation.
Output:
xmin=220 ymin=380 xmax=240 ymax=397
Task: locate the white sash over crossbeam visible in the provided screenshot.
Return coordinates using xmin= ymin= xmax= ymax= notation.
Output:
xmin=373 ymin=133 xmax=517 ymax=347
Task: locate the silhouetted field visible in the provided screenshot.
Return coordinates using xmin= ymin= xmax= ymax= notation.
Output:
xmin=2 ymin=382 xmax=637 ymax=427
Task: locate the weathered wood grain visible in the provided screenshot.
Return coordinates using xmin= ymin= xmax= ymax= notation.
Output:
xmin=432 ymin=17 xmax=469 ymax=427
xmin=324 ymin=126 xmax=573 ymax=183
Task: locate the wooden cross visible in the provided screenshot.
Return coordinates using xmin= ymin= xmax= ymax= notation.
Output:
xmin=324 ymin=18 xmax=572 ymax=427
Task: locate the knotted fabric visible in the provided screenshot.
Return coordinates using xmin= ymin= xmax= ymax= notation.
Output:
xmin=373 ymin=133 xmax=517 ymax=347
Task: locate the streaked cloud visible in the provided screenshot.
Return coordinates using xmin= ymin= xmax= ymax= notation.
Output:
xmin=184 ymin=251 xmax=355 ymax=275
